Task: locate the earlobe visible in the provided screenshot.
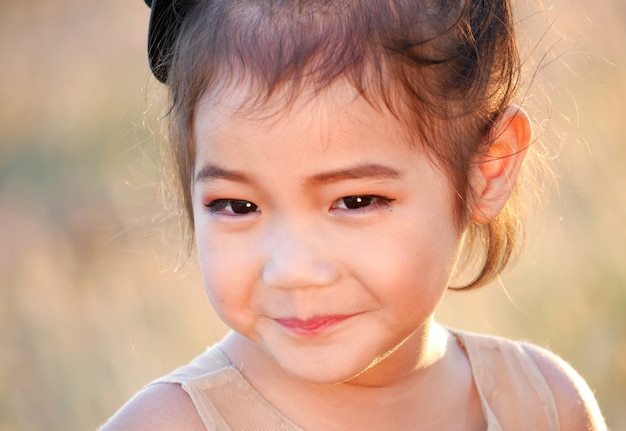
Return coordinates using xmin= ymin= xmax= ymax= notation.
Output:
xmin=471 ymin=105 xmax=531 ymax=225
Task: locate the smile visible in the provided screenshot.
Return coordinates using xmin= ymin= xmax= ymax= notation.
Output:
xmin=275 ymin=315 xmax=355 ymax=335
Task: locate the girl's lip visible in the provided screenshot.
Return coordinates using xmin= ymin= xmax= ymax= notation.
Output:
xmin=275 ymin=315 xmax=355 ymax=335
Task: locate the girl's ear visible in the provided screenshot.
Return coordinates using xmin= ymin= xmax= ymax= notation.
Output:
xmin=471 ymin=105 xmax=531 ymax=225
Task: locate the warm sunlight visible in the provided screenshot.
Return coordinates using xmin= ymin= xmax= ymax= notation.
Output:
xmin=0 ymin=0 xmax=623 ymax=429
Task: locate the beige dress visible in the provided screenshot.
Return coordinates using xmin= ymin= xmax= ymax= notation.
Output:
xmin=149 ymin=330 xmax=560 ymax=430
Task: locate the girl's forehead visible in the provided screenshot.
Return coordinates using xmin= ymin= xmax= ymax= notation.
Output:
xmin=194 ymin=77 xmax=419 ymax=138
xmin=197 ymin=77 xmax=363 ymax=117
xmin=194 ymin=79 xmax=410 ymax=141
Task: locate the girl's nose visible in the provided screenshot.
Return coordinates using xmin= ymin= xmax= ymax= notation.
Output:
xmin=261 ymin=223 xmax=340 ymax=290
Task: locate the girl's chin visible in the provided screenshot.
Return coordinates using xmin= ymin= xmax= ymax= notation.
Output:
xmin=272 ymin=360 xmax=367 ymax=386
xmin=260 ymin=342 xmax=390 ymax=386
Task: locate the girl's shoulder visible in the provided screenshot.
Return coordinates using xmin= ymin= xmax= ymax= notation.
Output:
xmin=98 ymin=382 xmax=205 ymax=431
xmin=453 ymin=329 xmax=606 ymax=431
xmin=520 ymin=342 xmax=607 ymax=431
xmin=98 ymin=346 xmax=232 ymax=431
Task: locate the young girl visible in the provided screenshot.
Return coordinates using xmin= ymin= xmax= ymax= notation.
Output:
xmin=103 ymin=0 xmax=606 ymax=429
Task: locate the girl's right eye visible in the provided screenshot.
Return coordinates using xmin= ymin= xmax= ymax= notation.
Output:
xmin=205 ymin=199 xmax=259 ymax=215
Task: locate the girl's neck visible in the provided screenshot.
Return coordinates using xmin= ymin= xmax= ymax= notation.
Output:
xmin=344 ymin=321 xmax=449 ymax=387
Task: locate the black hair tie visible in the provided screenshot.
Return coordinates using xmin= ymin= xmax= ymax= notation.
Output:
xmin=143 ymin=0 xmax=193 ymax=83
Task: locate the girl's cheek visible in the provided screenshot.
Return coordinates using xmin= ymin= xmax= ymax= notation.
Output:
xmin=198 ymin=238 xmax=252 ymax=281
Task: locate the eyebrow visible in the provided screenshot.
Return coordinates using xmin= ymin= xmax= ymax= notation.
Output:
xmin=307 ymin=163 xmax=403 ymax=185
xmin=195 ymin=164 xmax=251 ymax=184
xmin=194 ymin=162 xmax=403 ymax=185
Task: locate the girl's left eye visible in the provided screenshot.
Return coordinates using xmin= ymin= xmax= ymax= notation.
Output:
xmin=331 ymin=195 xmax=393 ymax=211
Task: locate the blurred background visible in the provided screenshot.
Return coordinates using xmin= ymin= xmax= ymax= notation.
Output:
xmin=0 ymin=0 xmax=624 ymax=429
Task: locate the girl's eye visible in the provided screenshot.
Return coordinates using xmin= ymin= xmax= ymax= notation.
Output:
xmin=205 ymin=199 xmax=259 ymax=215
xmin=331 ymin=195 xmax=393 ymax=211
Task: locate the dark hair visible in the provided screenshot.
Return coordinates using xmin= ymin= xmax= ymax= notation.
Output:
xmin=156 ymin=0 xmax=530 ymax=289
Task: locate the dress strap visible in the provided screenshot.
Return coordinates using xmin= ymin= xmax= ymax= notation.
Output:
xmin=147 ymin=346 xmax=302 ymax=431
xmin=451 ymin=330 xmax=560 ymax=431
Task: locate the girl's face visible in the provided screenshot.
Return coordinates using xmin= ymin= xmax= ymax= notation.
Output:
xmin=192 ymin=82 xmax=465 ymax=386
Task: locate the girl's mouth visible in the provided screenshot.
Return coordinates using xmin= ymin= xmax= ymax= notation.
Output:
xmin=275 ymin=315 xmax=354 ymax=335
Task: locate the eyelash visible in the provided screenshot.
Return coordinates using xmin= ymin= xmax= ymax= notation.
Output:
xmin=205 ymin=199 xmax=259 ymax=216
xmin=204 ymin=195 xmax=394 ymax=216
xmin=331 ymin=195 xmax=394 ymax=212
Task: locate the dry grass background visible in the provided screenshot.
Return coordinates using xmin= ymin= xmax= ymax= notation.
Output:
xmin=0 ymin=0 xmax=624 ymax=429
